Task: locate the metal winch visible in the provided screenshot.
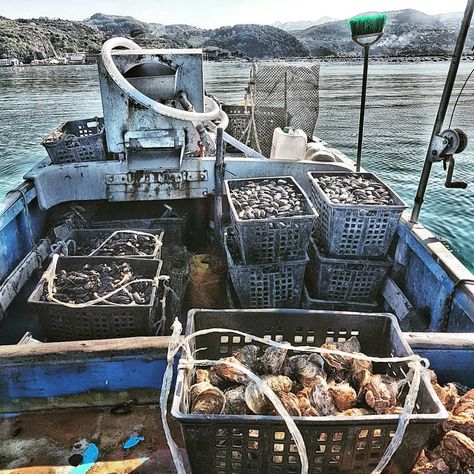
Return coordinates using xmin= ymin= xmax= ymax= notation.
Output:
xmin=430 ymin=127 xmax=468 ymax=188
xmin=98 ymin=38 xmax=226 ymax=170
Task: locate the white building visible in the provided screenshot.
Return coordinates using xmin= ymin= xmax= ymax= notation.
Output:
xmin=0 ymin=58 xmax=20 ymax=67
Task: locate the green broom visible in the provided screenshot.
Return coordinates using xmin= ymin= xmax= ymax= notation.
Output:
xmin=348 ymin=13 xmax=388 ymax=171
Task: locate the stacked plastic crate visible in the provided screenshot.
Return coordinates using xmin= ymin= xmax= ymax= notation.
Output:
xmin=224 ymin=176 xmax=317 ymax=308
xmin=28 ymin=229 xmax=165 ymax=341
xmin=306 ymin=172 xmax=407 ymax=310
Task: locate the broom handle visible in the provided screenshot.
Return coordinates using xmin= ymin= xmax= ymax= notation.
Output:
xmin=356 ymin=45 xmax=370 ymax=172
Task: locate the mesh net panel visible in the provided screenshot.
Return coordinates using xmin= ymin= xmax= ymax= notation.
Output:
xmin=225 ymin=64 xmax=320 ymax=157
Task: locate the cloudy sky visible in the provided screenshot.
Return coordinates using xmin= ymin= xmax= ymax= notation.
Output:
xmin=0 ymin=0 xmax=468 ymax=28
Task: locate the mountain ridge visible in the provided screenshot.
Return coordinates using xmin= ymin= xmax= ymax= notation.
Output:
xmin=0 ymin=9 xmax=471 ymax=63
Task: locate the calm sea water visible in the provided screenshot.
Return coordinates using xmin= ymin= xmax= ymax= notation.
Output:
xmin=0 ymin=61 xmax=473 ymax=270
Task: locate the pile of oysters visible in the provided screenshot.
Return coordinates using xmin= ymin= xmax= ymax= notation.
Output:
xmin=413 ymin=374 xmax=473 ymax=473
xmin=76 ymin=231 xmax=159 ymax=257
xmin=230 ymin=179 xmax=308 ymax=220
xmin=43 ymin=261 xmax=152 ymax=305
xmin=189 ymin=336 xmax=404 ymax=417
xmin=314 ymin=174 xmax=395 ymax=206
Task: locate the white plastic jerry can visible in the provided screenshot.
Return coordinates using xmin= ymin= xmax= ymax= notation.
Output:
xmin=270 ymin=127 xmax=308 ymax=160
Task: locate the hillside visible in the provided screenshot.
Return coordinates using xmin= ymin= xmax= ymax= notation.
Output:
xmin=273 ymin=17 xmax=336 ymax=31
xmin=203 ymin=24 xmax=309 ymax=58
xmin=294 ymin=9 xmax=468 ymax=56
xmin=84 ymin=14 xmax=309 ymax=58
xmin=0 ymin=9 xmax=473 ymax=63
xmin=0 ymin=16 xmax=103 ymax=62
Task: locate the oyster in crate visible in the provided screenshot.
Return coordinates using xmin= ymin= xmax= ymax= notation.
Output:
xmin=208 ymin=367 xmax=229 ymax=389
xmin=195 ymin=369 xmax=210 ymax=384
xmin=440 ymin=430 xmax=474 ymax=470
xmin=190 ymin=381 xmax=225 ymax=414
xmin=452 ymin=388 xmax=474 ymax=417
xmin=230 ymin=178 xmax=307 ymax=220
xmin=270 ymin=392 xmax=302 ymax=417
xmin=296 ymin=389 xmax=319 ymax=417
xmin=244 ymin=375 xmax=293 ymax=415
xmin=233 ymin=344 xmax=260 ymax=372
xmin=337 ymin=407 xmax=374 ymax=416
xmin=308 ymin=375 xmax=336 ymax=416
xmin=259 ymin=344 xmax=289 ymax=375
xmin=351 ymin=358 xmax=373 ymax=392
xmin=223 ymin=385 xmax=250 ymax=415
xmin=213 ymin=356 xmax=248 ymax=384
xmin=283 ymin=354 xmax=324 ymax=388
xmin=315 ymin=174 xmax=395 ymax=206
xmin=328 ymin=382 xmax=358 ymax=411
xmin=362 ymin=374 xmax=399 ymax=414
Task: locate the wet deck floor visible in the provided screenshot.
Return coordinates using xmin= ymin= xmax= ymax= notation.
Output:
xmin=0 ymin=404 xmax=188 ymax=473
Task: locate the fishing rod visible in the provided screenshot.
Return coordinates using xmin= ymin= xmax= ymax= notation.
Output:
xmin=410 ymin=0 xmax=474 ymax=223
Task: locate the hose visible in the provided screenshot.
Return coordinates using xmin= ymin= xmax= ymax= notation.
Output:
xmin=101 ymin=37 xmax=227 ymax=126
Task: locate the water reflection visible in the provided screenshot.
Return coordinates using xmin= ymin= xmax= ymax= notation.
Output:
xmin=0 ymin=61 xmax=473 ymax=270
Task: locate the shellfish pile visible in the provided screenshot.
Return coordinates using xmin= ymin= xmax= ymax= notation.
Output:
xmin=230 ymin=179 xmax=307 ymax=220
xmin=189 ymin=336 xmax=403 ymax=417
xmin=413 ymin=375 xmax=473 ymax=473
xmin=76 ymin=231 xmax=159 ymax=257
xmin=314 ymin=174 xmax=395 ymax=206
xmin=42 ymin=261 xmax=152 ymax=305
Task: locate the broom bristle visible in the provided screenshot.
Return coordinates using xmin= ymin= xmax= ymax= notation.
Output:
xmin=347 ymin=13 xmax=388 ymax=37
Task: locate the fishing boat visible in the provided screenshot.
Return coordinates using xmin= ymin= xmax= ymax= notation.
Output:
xmin=0 ymin=5 xmax=473 ymax=474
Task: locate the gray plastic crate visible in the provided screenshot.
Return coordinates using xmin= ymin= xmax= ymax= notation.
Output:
xmin=28 ymin=256 xmax=162 ymax=341
xmin=225 ymin=176 xmax=317 ymax=264
xmin=224 ymin=227 xmax=307 ymax=308
xmin=302 ymin=285 xmax=379 ymax=312
xmin=308 ymin=172 xmax=406 ymax=257
xmin=42 ymin=117 xmax=106 ymax=164
xmin=307 ymin=238 xmax=391 ymax=303
xmin=172 ymin=308 xmax=447 ymax=474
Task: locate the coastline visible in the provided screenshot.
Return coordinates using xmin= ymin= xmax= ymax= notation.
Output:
xmin=2 ymin=54 xmax=474 ymax=68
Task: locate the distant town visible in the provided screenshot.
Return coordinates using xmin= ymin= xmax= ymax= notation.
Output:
xmin=0 ymin=52 xmax=98 ymax=67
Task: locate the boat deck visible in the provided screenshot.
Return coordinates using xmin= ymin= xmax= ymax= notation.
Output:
xmin=0 ymin=404 xmax=187 ymax=473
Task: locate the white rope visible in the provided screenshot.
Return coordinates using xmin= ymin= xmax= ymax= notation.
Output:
xmin=162 ymin=322 xmax=428 ymax=474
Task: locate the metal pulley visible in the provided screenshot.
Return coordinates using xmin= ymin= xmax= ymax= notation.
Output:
xmin=429 ymin=127 xmax=469 ymax=189
xmin=440 ymin=128 xmax=468 ymax=155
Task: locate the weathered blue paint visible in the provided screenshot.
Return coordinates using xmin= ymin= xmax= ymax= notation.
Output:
xmin=0 ymin=412 xmax=20 ymax=419
xmin=0 ymin=186 xmax=36 ymax=232
xmin=0 ymin=355 xmax=168 ymax=401
xmin=0 ymin=185 xmax=45 ymax=281
xmin=396 ymin=222 xmax=474 ymax=331
xmin=413 ymin=347 xmax=474 ymax=387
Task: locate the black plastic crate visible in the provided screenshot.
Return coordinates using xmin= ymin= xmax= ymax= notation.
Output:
xmin=28 ymin=256 xmax=162 ymax=341
xmin=308 ymin=172 xmax=406 ymax=258
xmin=302 ymin=285 xmax=379 ymax=312
xmin=172 ymin=309 xmax=446 ymax=474
xmin=42 ymin=117 xmax=106 ymax=164
xmin=64 ymin=228 xmax=164 ymax=259
xmin=306 ymin=238 xmax=391 ymax=303
xmin=224 ymin=227 xmax=307 ymax=308
xmin=225 ymin=176 xmax=317 ymax=264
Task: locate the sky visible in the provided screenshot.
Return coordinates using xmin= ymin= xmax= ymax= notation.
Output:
xmin=0 ymin=0 xmax=469 ymax=28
